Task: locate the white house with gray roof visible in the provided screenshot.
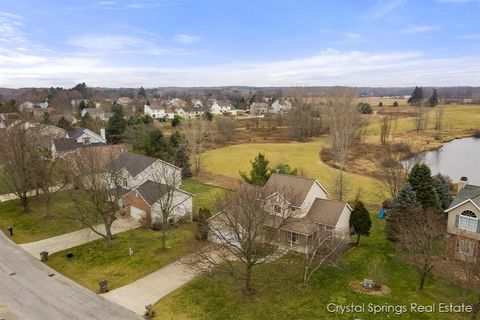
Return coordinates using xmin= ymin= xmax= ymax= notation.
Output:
xmin=209 ymin=174 xmax=352 ymax=253
xmin=445 ymin=177 xmax=480 ymax=262
xmin=51 ymin=127 xmax=106 ymax=158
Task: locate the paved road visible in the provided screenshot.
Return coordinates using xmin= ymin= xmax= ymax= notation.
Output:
xmin=20 ymin=218 xmax=140 ymax=259
xmin=0 ymin=231 xmax=143 ymax=320
xmin=103 ymin=255 xmax=199 ymax=314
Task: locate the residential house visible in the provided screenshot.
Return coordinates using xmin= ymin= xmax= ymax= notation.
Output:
xmin=0 ymin=113 xmax=22 ymax=129
xmin=51 ymin=127 xmax=107 ymax=158
xmin=209 ymin=174 xmax=352 ymax=253
xmin=109 ymin=152 xmax=193 ymax=226
xmin=446 ymin=177 xmax=480 ymax=262
xmin=271 ymin=99 xmax=292 ymax=114
xmin=144 ymin=104 xmax=175 ymax=120
xmin=210 ymin=100 xmax=237 ymax=116
xmin=117 ymin=97 xmax=132 ymax=105
xmin=249 ymin=101 xmax=270 ymax=116
xmin=81 ymin=108 xmax=113 ymax=121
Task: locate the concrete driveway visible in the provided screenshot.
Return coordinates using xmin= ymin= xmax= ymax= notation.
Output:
xmin=103 ymin=256 xmax=199 ymax=314
xmin=20 ymin=218 xmax=140 ymax=259
xmin=0 ymin=231 xmax=143 ymax=320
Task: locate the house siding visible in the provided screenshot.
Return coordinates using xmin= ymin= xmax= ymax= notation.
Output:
xmin=299 ymin=182 xmax=328 ymax=218
xmin=447 ymin=201 xmax=480 ymax=241
xmin=124 ymin=191 xmax=152 ymax=226
xmin=335 ymin=205 xmax=352 ymax=241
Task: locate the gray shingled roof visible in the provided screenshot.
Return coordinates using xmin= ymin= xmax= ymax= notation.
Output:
xmin=67 ymin=127 xmax=87 ymax=139
xmin=449 ymin=184 xmax=480 ymax=209
xmin=110 ymin=152 xmax=158 ymax=177
xmin=264 ymin=174 xmax=318 ymax=206
xmin=135 ymin=180 xmax=168 ymax=206
xmin=305 ymin=198 xmax=348 ymax=226
xmin=53 ymin=138 xmax=106 ymax=153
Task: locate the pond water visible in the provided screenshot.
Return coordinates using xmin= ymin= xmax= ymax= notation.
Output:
xmin=421 ymin=137 xmax=480 ymax=185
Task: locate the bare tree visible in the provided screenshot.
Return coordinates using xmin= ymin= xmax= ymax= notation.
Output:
xmin=215 ymin=117 xmax=236 ymax=143
xmin=287 ymin=96 xmax=324 ymax=141
xmin=59 ymin=148 xmax=125 ymax=247
xmin=377 ymin=144 xmax=410 ymax=199
xmin=393 ymin=207 xmax=446 ymax=290
xmin=181 ymin=119 xmax=212 ymax=175
xmin=414 ymin=105 xmax=428 ymax=133
xmin=0 ymin=124 xmax=41 ymax=212
xmin=150 ymin=163 xmax=191 ymax=250
xmin=189 ymin=184 xmax=300 ymax=295
xmin=303 ymin=230 xmax=346 ymax=287
xmin=434 ymin=107 xmax=444 ymax=131
xmin=324 ymin=88 xmax=363 ymax=200
xmin=380 ymin=116 xmax=393 ymax=145
xmin=457 ymin=256 xmax=480 ymax=319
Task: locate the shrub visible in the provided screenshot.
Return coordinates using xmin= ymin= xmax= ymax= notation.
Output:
xmin=357 ymin=102 xmax=373 ymax=114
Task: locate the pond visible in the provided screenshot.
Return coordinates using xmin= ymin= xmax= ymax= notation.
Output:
xmin=421 ymin=137 xmax=480 ymax=185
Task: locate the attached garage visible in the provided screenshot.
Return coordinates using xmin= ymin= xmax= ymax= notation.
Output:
xmin=129 ymin=206 xmax=146 ymax=220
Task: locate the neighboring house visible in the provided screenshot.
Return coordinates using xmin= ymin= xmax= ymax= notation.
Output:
xmin=209 ymin=174 xmax=352 ymax=253
xmin=144 ymin=104 xmax=175 ymax=120
xmin=271 ymin=99 xmax=292 ymax=114
xmin=109 ymin=152 xmax=193 ymax=226
xmin=19 ymin=100 xmax=49 ymax=112
xmin=81 ymin=108 xmax=113 ymax=121
xmin=446 ymin=177 xmax=480 ymax=262
xmin=249 ymin=101 xmax=270 ymax=116
xmin=0 ymin=113 xmax=22 ymax=129
xmin=176 ymin=105 xmax=206 ymax=119
xmin=210 ymin=100 xmax=237 ymax=116
xmin=117 ymin=97 xmax=132 ymax=105
xmin=51 ymin=127 xmax=106 ymax=158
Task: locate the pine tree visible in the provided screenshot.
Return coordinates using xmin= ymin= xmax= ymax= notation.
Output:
xmin=407 ymin=164 xmax=438 ymax=208
xmin=144 ymin=129 xmax=171 ymax=161
xmin=349 ymin=201 xmax=372 ymax=245
xmin=270 ymin=163 xmax=298 ymax=176
xmin=172 ymin=116 xmax=181 ymax=127
xmin=57 ymin=116 xmax=72 ymax=130
xmin=106 ymin=103 xmax=126 ymax=144
xmin=41 ymin=112 xmax=51 ymax=125
xmin=240 ymin=153 xmax=271 ymax=186
xmin=78 ymin=100 xmax=86 ymax=113
xmin=79 ymin=112 xmax=97 ymax=132
xmin=386 ymin=183 xmax=420 ymax=241
xmin=407 ymin=86 xmax=424 ymax=106
xmin=433 ymin=174 xmax=452 ymax=210
xmin=196 ymin=208 xmax=212 ymax=240
xmin=175 ymin=143 xmax=192 ymax=178
xmin=429 ymin=89 xmax=439 ymax=107
xmin=137 ymin=86 xmax=147 ymax=98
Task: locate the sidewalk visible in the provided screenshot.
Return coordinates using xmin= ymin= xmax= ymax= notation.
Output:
xmin=103 ymin=256 xmax=199 ymax=314
xmin=20 ymin=218 xmax=140 ymax=259
xmin=0 ymin=185 xmax=68 ymax=203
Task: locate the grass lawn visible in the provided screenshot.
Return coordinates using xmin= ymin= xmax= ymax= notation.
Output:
xmin=202 ymin=137 xmax=382 ymax=205
xmin=47 ymin=224 xmax=199 ymax=292
xmin=153 ymin=217 xmax=473 ymax=320
xmin=0 ymin=192 xmax=87 ymax=243
xmin=181 ymin=180 xmax=225 ymax=212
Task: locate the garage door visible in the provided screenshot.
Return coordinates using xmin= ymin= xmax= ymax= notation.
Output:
xmin=130 ymin=206 xmax=146 ymax=220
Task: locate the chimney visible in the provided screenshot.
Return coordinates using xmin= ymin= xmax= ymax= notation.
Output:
xmin=458 ymin=176 xmax=468 ymax=192
xmin=100 ymin=128 xmax=106 ymax=141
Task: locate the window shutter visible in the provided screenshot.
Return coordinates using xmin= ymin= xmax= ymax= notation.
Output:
xmin=477 ymin=221 xmax=480 ymax=233
xmin=455 ymin=215 xmax=460 ymax=228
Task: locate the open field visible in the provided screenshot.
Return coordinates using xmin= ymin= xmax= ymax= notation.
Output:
xmin=0 ymin=192 xmax=87 ymax=243
xmin=47 ymin=224 xmax=198 ymax=292
xmin=153 ymin=217 xmax=472 ymax=320
xmin=202 ymin=137 xmax=383 ymax=205
xmin=181 ymin=180 xmax=225 ymax=212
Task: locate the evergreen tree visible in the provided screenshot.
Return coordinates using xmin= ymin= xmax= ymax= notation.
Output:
xmin=175 ymin=143 xmax=192 ymax=178
xmin=142 ymin=115 xmax=153 ymax=124
xmin=349 ymin=201 xmax=372 ymax=245
xmin=407 ymin=86 xmax=424 ymax=106
xmin=378 ymin=102 xmax=383 ymax=107
xmin=240 ymin=153 xmax=271 ymax=186
xmin=79 ymin=112 xmax=97 ymax=132
xmin=429 ymin=89 xmax=439 ymax=107
xmin=433 ymin=174 xmax=453 ymax=210
xmin=137 ymin=86 xmax=147 ymax=98
xmin=195 ymin=208 xmax=212 ymax=241
xmin=106 ymin=103 xmax=126 ymax=144
xmin=203 ymin=111 xmax=213 ymax=121
xmin=57 ymin=116 xmax=72 ymax=130
xmin=392 ymin=101 xmax=399 ymax=107
xmin=386 ymin=183 xmax=420 ymax=241
xmin=357 ymin=102 xmax=373 ymax=114
xmin=41 ymin=112 xmax=52 ymax=125
xmin=407 ymin=164 xmax=438 ymax=208
xmin=172 ymin=115 xmax=181 ymax=127
xmin=144 ymin=129 xmax=172 ymax=161
xmin=78 ymin=100 xmax=86 ymax=113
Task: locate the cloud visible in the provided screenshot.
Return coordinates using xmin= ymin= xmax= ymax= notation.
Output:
xmin=364 ymin=0 xmax=405 ymax=19
xmin=174 ymin=34 xmax=201 ymax=44
xmin=2 ymin=49 xmax=480 ymax=88
xmin=401 ymin=25 xmax=439 ymax=33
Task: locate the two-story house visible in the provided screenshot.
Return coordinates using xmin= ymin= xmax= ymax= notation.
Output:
xmin=445 ymin=177 xmax=480 ymax=262
xmin=209 ymin=174 xmax=352 ymax=253
xmin=210 ymin=100 xmax=237 ymax=116
xmin=51 ymin=127 xmax=106 ymax=158
xmin=109 ymin=152 xmax=193 ymax=226
xmin=270 ymin=99 xmax=292 ymax=114
xmin=80 ymin=108 xmax=113 ymax=121
xmin=144 ymin=104 xmax=174 ymax=120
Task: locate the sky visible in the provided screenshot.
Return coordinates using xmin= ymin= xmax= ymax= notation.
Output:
xmin=1 ymin=0 xmax=480 ymax=88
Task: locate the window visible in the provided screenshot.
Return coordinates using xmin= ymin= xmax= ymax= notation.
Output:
xmin=123 ymin=178 xmax=128 ymax=187
xmin=457 ymin=239 xmax=476 ymax=257
xmin=287 ymin=231 xmax=299 ymax=244
xmin=83 ymin=137 xmax=90 ymax=145
xmin=458 ymin=210 xmax=478 ymax=232
xmin=274 ymin=204 xmax=282 ymax=214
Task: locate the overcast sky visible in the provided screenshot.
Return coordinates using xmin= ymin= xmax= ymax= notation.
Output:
xmin=1 ymin=0 xmax=480 ymax=88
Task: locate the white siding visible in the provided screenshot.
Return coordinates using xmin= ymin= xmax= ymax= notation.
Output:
xmin=335 ymin=205 xmax=352 ymax=240
xmin=151 ymin=190 xmax=193 ymax=222
xmin=299 ymin=182 xmax=328 ymax=218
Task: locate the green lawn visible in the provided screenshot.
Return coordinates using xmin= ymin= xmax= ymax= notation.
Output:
xmin=201 ymin=138 xmax=382 ymax=205
xmin=181 ymin=180 xmax=225 ymax=213
xmin=0 ymin=192 xmax=87 ymax=243
xmin=153 ymin=217 xmax=472 ymax=320
xmin=47 ymin=224 xmax=199 ymax=292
